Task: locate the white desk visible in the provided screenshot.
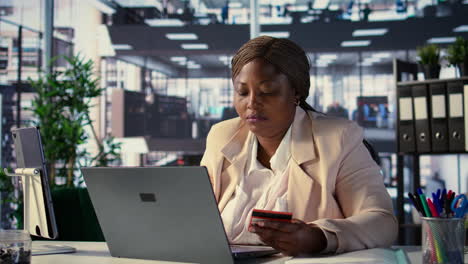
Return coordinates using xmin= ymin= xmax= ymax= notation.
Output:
xmin=30 ymin=241 xmax=435 ymax=263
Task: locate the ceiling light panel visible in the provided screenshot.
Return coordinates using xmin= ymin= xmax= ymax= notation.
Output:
xmin=181 ymin=43 xmax=209 ymax=50
xmin=341 ymin=40 xmax=371 ymax=47
xmin=427 ymin=37 xmax=456 ymax=44
xmin=170 ymin=56 xmax=187 ymax=62
xmin=372 ymin=52 xmax=391 ymax=58
xmin=228 ymin=2 xmax=242 ymax=8
xmin=260 ymin=31 xmax=290 ymax=38
xmin=360 ymin=61 xmax=373 ymax=66
xmin=114 ymin=0 xmax=162 ymax=8
xmin=145 ymin=19 xmax=184 ymax=27
xmin=453 ymin=25 xmax=468 ymax=32
xmin=313 ymin=0 xmax=330 ymax=9
xmin=352 ymin=29 xmax=388 ymax=37
xmin=112 ymin=44 xmax=133 ymax=50
xmin=319 ymin=54 xmax=338 ymax=60
xmin=166 ymin=33 xmax=198 ymax=40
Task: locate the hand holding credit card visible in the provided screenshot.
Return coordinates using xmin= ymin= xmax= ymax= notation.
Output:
xmin=250 ymin=209 xmax=293 ymax=227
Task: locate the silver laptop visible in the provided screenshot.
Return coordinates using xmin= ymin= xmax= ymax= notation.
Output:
xmin=81 ymin=167 xmax=278 ymax=264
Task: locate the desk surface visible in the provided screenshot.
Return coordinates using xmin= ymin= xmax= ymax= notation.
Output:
xmin=31 ymin=241 xmax=427 ymax=264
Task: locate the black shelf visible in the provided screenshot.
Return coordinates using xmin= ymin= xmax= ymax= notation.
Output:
xmin=397 ymin=151 xmax=468 ymax=155
xmin=397 ymin=76 xmax=468 ymax=86
xmin=395 ymin=74 xmax=468 ymax=244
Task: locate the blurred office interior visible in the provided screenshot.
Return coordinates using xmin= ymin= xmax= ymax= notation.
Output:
xmin=0 ymin=0 xmax=467 ymax=244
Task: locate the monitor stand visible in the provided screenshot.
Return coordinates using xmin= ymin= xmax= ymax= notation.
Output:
xmin=4 ymin=168 xmax=76 ymax=256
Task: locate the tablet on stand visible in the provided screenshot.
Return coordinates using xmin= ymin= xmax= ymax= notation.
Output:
xmin=5 ymin=127 xmax=76 ymax=255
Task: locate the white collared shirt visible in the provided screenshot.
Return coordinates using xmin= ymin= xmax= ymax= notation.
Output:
xmin=221 ymin=125 xmax=292 ymax=244
xmin=220 ymin=123 xmax=337 ymax=252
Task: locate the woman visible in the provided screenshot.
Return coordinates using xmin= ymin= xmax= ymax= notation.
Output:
xmin=200 ymin=36 xmax=397 ymax=256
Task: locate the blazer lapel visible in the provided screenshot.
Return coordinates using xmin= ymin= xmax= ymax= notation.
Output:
xmin=288 ymin=107 xmax=319 ymax=220
xmin=291 ymin=107 xmax=317 ymax=164
xmin=218 ymin=123 xmax=250 ymax=211
xmin=288 ymin=161 xmax=315 ymax=220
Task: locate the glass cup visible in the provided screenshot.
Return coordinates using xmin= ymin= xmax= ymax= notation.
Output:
xmin=422 ymin=217 xmax=465 ymax=264
xmin=0 ymin=230 xmax=32 ymax=264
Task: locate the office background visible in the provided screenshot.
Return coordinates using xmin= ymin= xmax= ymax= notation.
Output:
xmin=0 ymin=0 xmax=467 ymax=245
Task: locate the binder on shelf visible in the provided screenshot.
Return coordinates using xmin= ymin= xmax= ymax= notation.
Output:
xmin=428 ymin=82 xmax=449 ymax=152
xmin=465 ymin=83 xmax=468 ymax=152
xmin=412 ymin=84 xmax=431 ymax=153
xmin=447 ymin=80 xmax=465 ymax=152
xmin=397 ymin=85 xmax=416 ymax=153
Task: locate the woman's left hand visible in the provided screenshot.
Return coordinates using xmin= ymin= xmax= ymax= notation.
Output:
xmin=248 ymin=219 xmax=327 ymax=256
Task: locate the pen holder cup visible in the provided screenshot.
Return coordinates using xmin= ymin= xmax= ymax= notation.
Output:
xmin=0 ymin=230 xmax=32 ymax=264
xmin=422 ymin=217 xmax=465 ymax=264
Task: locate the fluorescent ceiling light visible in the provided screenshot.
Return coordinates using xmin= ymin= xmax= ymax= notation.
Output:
xmin=341 ymin=40 xmax=371 ymax=47
xmin=112 ymin=44 xmax=133 ymax=50
xmin=316 ymin=62 xmax=329 ymax=68
xmin=372 ymin=52 xmax=391 ymax=58
xmin=187 ymin=64 xmax=201 ymax=69
xmin=114 ymin=0 xmax=162 ymax=9
xmin=317 ymin=59 xmax=333 ymax=64
xmin=219 ymin=55 xmax=232 ymax=63
xmin=260 ymin=31 xmax=290 ymax=38
xmin=301 ymin=16 xmax=315 ymax=23
xmin=228 ymin=2 xmax=242 ymax=8
xmin=313 ymin=0 xmax=330 ymax=9
xmin=360 ymin=62 xmax=373 ymax=66
xmin=427 ymin=37 xmax=456 ymax=44
xmin=181 ymin=43 xmax=209 ymax=50
xmin=87 ymin=0 xmax=116 ymax=14
xmin=178 ymin=61 xmax=187 ymax=66
xmin=319 ymin=54 xmax=338 ymax=60
xmin=352 ymin=29 xmax=388 ymax=37
xmin=289 ymin=5 xmax=308 ymax=12
xmin=453 ymin=25 xmax=468 ymax=32
xmin=363 ymin=57 xmax=380 ymax=63
xmin=170 ymin=56 xmax=187 ymax=62
xmin=145 ymin=18 xmax=184 ymax=27
xmin=166 ymin=33 xmax=198 ymax=40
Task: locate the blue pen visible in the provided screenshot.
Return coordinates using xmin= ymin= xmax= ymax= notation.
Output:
xmin=432 ymin=193 xmax=442 ymax=214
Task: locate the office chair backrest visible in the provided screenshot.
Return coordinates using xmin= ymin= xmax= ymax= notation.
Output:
xmin=363 ymin=139 xmax=381 ymax=166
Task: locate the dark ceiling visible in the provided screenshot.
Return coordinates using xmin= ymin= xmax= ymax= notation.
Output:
xmin=108 ymin=9 xmax=468 ymax=77
xmin=202 ymin=0 xmax=399 ymax=9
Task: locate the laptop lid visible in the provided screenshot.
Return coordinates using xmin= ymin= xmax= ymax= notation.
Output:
xmin=82 ymin=166 xmax=235 ymax=264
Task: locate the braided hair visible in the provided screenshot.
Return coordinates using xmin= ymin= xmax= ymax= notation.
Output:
xmin=231 ymin=36 xmax=380 ymax=166
xmin=231 ymin=36 xmax=316 ymax=112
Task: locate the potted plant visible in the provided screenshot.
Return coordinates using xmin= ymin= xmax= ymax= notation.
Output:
xmin=28 ymin=55 xmax=121 ymax=187
xmin=26 ymin=54 xmax=120 ymax=241
xmin=446 ymin=36 xmax=468 ymax=77
xmin=417 ymin=44 xmax=441 ymax=79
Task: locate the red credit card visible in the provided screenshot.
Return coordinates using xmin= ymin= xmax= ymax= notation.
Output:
xmin=250 ymin=209 xmax=293 ymax=227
